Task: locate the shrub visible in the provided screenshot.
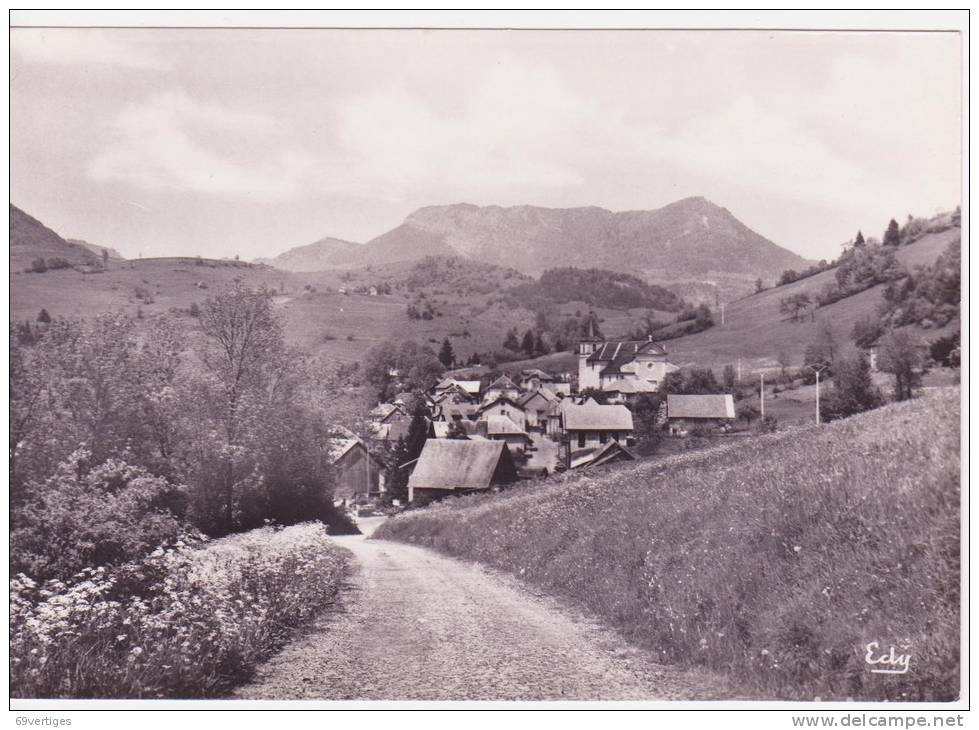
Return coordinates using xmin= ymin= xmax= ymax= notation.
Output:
xmin=11 ymin=451 xmax=190 ymax=582
xmin=10 ymin=523 xmax=347 ymax=698
xmin=375 ymin=391 xmax=960 ymax=700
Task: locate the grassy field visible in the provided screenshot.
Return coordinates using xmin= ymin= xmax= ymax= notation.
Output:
xmin=10 ymin=225 xmax=957 ymax=372
xmin=9 ymin=257 xmax=536 ymax=364
xmin=10 ymin=255 xmax=665 ymax=366
xmin=375 ymin=388 xmax=961 ymax=700
xmin=663 ymin=228 xmax=960 ymax=373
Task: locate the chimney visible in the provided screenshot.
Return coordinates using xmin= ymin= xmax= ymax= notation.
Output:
xmin=647 ymin=334 xmax=653 ymax=342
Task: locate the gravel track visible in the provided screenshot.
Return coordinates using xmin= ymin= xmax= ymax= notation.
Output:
xmin=235 ymin=519 xmax=728 ymax=701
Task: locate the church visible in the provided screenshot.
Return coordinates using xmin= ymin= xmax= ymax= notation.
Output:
xmin=577 ymin=321 xmax=677 ymax=395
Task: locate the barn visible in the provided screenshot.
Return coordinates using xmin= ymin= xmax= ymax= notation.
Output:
xmin=407 ymin=439 xmax=518 ymax=505
xmin=666 ymin=394 xmax=736 ymax=434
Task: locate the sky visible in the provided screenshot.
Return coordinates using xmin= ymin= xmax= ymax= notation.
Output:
xmin=10 ymin=27 xmax=962 ymax=263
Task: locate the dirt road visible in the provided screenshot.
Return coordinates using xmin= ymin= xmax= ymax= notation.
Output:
xmin=235 ymin=518 xmax=726 ymax=701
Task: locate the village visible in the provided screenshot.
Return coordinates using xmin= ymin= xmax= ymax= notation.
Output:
xmin=330 ymin=322 xmax=747 ymax=508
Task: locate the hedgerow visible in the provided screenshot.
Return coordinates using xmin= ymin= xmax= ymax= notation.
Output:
xmin=11 ymin=524 xmax=348 ymax=698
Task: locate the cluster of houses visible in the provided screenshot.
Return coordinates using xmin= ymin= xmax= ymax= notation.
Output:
xmin=331 ymin=333 xmax=739 ymax=507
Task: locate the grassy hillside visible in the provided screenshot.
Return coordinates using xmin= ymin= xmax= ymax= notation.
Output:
xmin=10 ymin=258 xmax=304 ymax=323
xmin=375 ymin=388 xmax=961 ymax=701
xmin=10 ymin=204 xmax=97 ymax=271
xmin=662 ymin=227 xmax=960 ymax=372
xmin=11 ymin=245 xmax=673 ymax=365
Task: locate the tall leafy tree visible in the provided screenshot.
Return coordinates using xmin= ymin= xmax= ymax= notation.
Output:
xmin=877 ymin=329 xmax=926 ymax=400
xmin=820 ymin=349 xmax=882 ymax=421
xmin=851 ymin=316 xmax=885 ymax=350
xmin=197 ymin=283 xmax=285 ymax=533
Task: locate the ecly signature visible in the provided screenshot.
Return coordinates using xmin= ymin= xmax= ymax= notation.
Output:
xmin=865 ymin=641 xmax=912 ymax=675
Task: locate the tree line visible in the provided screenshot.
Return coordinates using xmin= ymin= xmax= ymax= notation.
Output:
xmin=11 ymin=284 xmax=354 ymax=582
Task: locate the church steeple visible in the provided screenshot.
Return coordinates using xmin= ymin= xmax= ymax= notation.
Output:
xmin=578 ymin=311 xmax=601 ymax=356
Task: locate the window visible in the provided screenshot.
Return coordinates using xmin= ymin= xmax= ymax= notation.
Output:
xmin=600 ymin=431 xmax=608 ymax=444
xmin=647 ymin=362 xmax=654 ymax=369
xmin=611 ymin=432 xmax=619 ymax=442
xmin=578 ymin=432 xmax=586 ymax=448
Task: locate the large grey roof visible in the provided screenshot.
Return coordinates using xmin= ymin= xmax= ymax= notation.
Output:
xmin=563 ymin=402 xmax=634 ymax=431
xmin=408 ymin=439 xmax=514 ymax=492
xmin=666 ymin=394 xmax=736 ymax=419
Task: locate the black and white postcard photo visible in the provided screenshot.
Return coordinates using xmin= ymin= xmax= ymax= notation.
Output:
xmin=7 ymin=9 xmax=967 ymax=724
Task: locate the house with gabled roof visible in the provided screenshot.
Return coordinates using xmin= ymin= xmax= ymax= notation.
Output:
xmin=518 ymin=387 xmax=559 ymax=431
xmin=482 ymin=375 xmax=520 ymax=403
xmin=477 ymin=394 xmax=527 ymax=431
xmin=601 ymin=377 xmax=659 ymax=404
xmin=432 ymin=384 xmax=475 ymax=406
xmin=453 ymin=380 xmax=483 ymax=398
xmin=431 ymin=418 xmax=481 ymax=439
xmin=485 ymin=414 xmax=533 ymax=451
xmin=433 ymin=398 xmax=478 ymax=423
xmin=369 ymin=402 xmax=406 ymax=425
xmin=666 ymin=394 xmax=736 ymax=435
xmin=433 ymin=377 xmax=481 ymax=399
xmin=407 ymin=439 xmax=519 ymax=505
xmin=561 ymin=400 xmax=634 ymax=454
xmin=518 ymin=368 xmax=557 ymax=392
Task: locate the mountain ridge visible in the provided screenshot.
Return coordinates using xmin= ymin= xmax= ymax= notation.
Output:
xmin=263 ymin=197 xmax=811 ymax=282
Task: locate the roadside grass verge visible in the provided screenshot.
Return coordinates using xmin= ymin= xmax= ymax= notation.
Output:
xmin=375 ymin=389 xmax=961 ymax=700
xmin=11 ymin=523 xmax=348 ymax=698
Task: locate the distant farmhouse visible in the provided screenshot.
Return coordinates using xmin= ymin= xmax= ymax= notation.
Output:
xmin=666 ymin=394 xmax=736 ymax=435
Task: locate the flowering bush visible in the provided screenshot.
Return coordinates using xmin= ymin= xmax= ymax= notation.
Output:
xmin=11 ymin=523 xmax=347 ymax=698
xmin=10 ymin=450 xmax=190 ymax=582
xmin=376 ymin=389 xmax=960 ymax=701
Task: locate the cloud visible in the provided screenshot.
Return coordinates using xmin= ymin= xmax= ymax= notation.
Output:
xmin=332 ymin=58 xmax=593 ymax=200
xmin=638 ymin=96 xmax=874 ymax=211
xmin=11 ymin=28 xmax=168 ymax=70
xmin=330 ymin=54 xmax=882 ymax=212
xmin=89 ymin=91 xmax=310 ymax=201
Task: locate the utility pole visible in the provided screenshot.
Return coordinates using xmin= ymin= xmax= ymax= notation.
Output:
xmin=720 ymin=302 xmax=725 ymax=326
xmin=806 ymin=364 xmax=828 ymax=425
xmin=815 ymin=369 xmax=822 ymax=426
xmin=737 ymin=357 xmax=742 ymax=383
xmin=760 ymin=372 xmax=765 ymax=419
xmin=365 ymin=440 xmax=371 ymax=501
